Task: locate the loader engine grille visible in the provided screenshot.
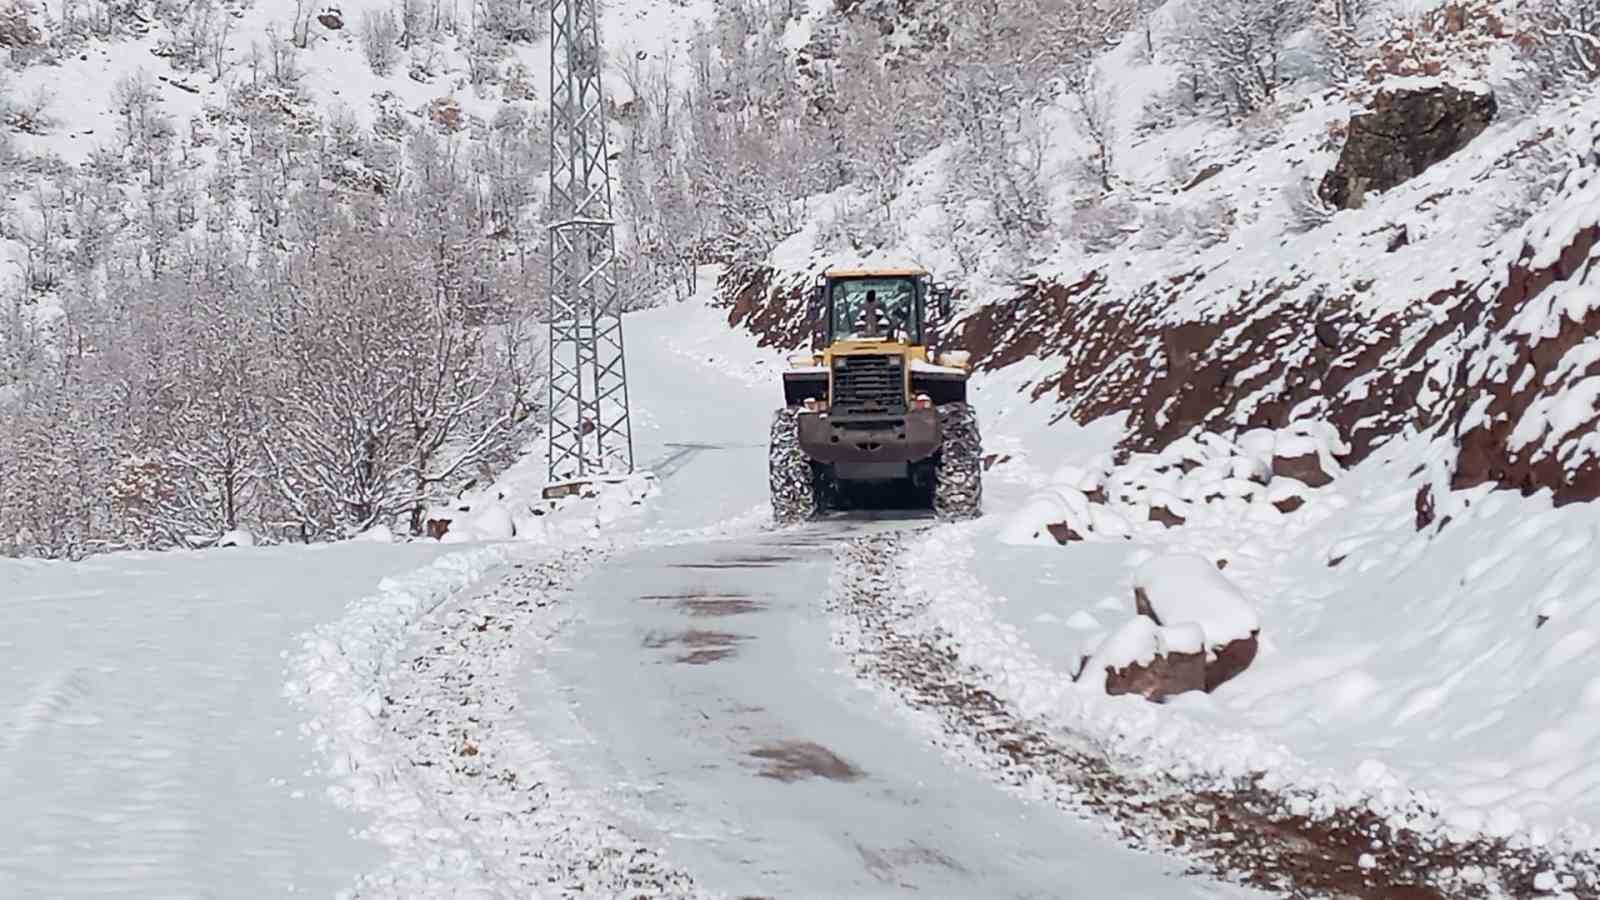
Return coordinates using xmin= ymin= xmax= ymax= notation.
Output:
xmin=831 ymin=354 xmax=905 ymax=420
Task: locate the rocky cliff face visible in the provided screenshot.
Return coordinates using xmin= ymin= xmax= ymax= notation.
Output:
xmin=1320 ymin=83 xmax=1498 ymax=210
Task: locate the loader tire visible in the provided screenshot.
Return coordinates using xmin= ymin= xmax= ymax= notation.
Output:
xmin=770 ymin=407 xmax=819 ymax=525
xmin=934 ymin=402 xmax=982 ymax=521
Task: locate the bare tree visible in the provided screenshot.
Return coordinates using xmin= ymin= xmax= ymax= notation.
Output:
xmin=1175 ymin=0 xmax=1313 ymax=116
xmin=1074 ymin=65 xmax=1119 ymax=192
xmin=1530 ymin=0 xmax=1600 ymax=83
xmin=361 ymin=8 xmax=400 ymax=75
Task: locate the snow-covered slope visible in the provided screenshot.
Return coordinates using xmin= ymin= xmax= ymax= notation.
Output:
xmin=0 ymin=540 xmax=452 ymax=895
xmin=0 ymin=0 xmax=711 ymax=282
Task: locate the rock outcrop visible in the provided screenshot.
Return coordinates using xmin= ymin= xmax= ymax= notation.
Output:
xmin=1319 ymin=84 xmax=1497 ymax=210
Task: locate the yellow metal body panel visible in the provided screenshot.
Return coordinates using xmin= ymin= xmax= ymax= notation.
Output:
xmin=820 ymin=340 xmax=928 ymax=404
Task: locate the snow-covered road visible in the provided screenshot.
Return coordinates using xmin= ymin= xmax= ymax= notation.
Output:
xmin=522 ymin=520 xmax=1250 ymax=898
xmin=490 ymin=292 xmax=1248 ymax=898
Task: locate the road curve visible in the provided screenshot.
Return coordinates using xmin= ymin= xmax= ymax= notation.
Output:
xmin=518 ymin=517 xmax=1248 ymax=899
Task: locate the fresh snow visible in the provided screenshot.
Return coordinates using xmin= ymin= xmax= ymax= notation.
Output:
xmin=1132 ymin=553 xmax=1259 ymax=647
xmin=0 ymin=540 xmax=454 ymax=896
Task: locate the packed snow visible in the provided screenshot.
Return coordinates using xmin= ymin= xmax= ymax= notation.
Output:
xmin=1132 ymin=553 xmax=1259 ymax=647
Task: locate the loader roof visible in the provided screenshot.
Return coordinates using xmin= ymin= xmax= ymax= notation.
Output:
xmin=824 ymin=266 xmax=928 ymax=278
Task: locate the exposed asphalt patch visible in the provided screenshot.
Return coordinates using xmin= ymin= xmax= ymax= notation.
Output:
xmin=831 ymin=532 xmax=1600 ymax=900
xmin=642 ymin=629 xmax=749 ymax=665
xmin=856 ymin=841 xmax=969 ymax=883
xmin=749 ymin=741 xmax=865 ymax=783
xmin=675 ymin=597 xmax=766 ymax=617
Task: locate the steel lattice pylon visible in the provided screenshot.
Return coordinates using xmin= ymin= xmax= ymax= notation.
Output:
xmin=546 ymin=0 xmax=633 ymax=486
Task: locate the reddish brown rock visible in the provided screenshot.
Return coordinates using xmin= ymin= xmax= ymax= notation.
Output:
xmin=1105 ymin=649 xmax=1207 ymax=703
xmin=1134 ymin=586 xmax=1156 ymax=620
xmin=1273 ymin=495 xmax=1305 ymax=514
xmin=1205 ymin=634 xmax=1260 ymax=692
xmin=1149 ymin=505 xmax=1186 ymax=528
xmin=425 ymin=518 xmax=452 ymax=540
xmin=1134 ymin=584 xmax=1258 ymax=695
xmin=1272 ymin=451 xmax=1332 ymax=487
xmin=1046 ymin=522 xmax=1083 ymax=544
xmin=1415 ymin=484 xmax=1436 ymax=530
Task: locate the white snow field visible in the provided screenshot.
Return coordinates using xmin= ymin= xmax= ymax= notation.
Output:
xmin=0 ymin=540 xmax=452 ymax=897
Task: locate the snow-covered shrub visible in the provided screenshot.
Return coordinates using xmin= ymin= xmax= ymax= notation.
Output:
xmin=1135 ymin=204 xmax=1188 ymax=250
xmin=1488 ymin=132 xmax=1571 ymax=234
xmin=1523 ymin=0 xmax=1600 ymax=85
xmin=1 ymin=82 xmax=51 ymax=135
xmin=0 ymin=0 xmax=41 ymax=49
xmin=1282 ymin=173 xmax=1333 ymax=233
xmin=1186 ymin=197 xmax=1238 ymax=249
xmin=1173 ymin=0 xmax=1314 ymax=116
xmin=361 ymin=8 xmax=399 ymax=76
xmin=1310 ymin=0 xmax=1380 ymax=83
xmin=479 ymin=0 xmax=543 ymax=43
xmin=1069 ymin=201 xmax=1137 ymax=253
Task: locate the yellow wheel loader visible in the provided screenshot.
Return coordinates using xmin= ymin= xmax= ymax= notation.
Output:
xmin=770 ymin=266 xmax=982 ymax=523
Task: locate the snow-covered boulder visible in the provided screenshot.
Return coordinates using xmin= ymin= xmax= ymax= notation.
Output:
xmin=1132 ymin=553 xmax=1261 ymax=692
xmin=1266 ymin=476 xmax=1310 ymax=514
xmin=1270 ymin=421 xmax=1349 ymax=488
xmin=999 ymin=486 xmax=1091 ymax=545
xmin=353 ymin=524 xmax=395 ymax=543
xmin=1272 ymin=444 xmax=1332 ymax=487
xmin=469 ymin=504 xmax=517 ymax=541
xmin=216 ymin=529 xmax=255 ymax=548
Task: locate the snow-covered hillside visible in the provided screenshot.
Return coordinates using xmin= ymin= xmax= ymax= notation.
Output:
xmin=706 ymin=0 xmax=1600 ymax=888
xmin=0 ymin=0 xmax=716 ymax=557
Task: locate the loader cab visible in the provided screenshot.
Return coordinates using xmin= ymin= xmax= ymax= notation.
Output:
xmin=829 ymin=276 xmax=921 ymax=344
xmin=809 ymin=268 xmax=953 ymax=352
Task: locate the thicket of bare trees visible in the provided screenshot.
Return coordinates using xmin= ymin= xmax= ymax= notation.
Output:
xmin=608 ymin=0 xmax=1152 ymax=284
xmin=0 ymin=51 xmax=546 ymax=557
